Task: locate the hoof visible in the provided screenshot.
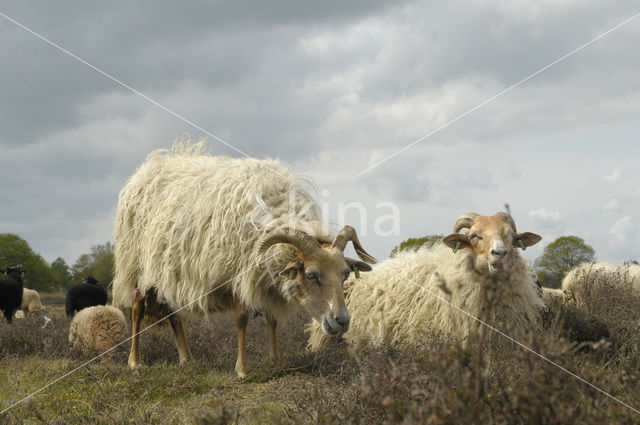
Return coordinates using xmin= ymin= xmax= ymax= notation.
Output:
xmin=179 ymin=356 xmax=193 ymax=366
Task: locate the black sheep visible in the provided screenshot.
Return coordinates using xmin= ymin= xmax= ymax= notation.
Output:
xmin=0 ymin=265 xmax=25 ymax=323
xmin=65 ymin=275 xmax=108 ymax=317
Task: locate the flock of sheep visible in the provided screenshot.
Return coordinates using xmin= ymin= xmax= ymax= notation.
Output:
xmin=0 ymin=269 xmax=127 ymax=359
xmin=2 ymin=140 xmax=639 ymax=379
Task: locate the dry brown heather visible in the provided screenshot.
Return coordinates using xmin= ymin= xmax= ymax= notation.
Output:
xmin=1 ymin=282 xmax=640 ymax=425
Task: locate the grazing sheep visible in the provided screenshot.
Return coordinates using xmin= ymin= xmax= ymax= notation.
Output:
xmin=65 ymin=276 xmax=108 ymax=317
xmin=112 ymin=141 xmax=375 ymax=376
xmin=20 ymin=288 xmax=45 ymax=315
xmin=0 ymin=265 xmax=24 ymax=324
xmin=308 ymin=212 xmax=543 ymax=349
xmin=69 ymin=305 xmax=128 ymax=361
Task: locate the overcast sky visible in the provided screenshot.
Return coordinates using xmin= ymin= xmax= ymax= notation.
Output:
xmin=1 ymin=1 xmax=639 ymax=269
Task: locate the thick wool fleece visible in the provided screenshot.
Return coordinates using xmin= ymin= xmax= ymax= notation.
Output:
xmin=308 ymin=244 xmax=543 ymax=349
xmin=69 ymin=306 xmax=128 ymax=357
xmin=112 ymin=139 xmax=330 ymax=322
xmin=21 ymin=288 xmax=44 ymax=314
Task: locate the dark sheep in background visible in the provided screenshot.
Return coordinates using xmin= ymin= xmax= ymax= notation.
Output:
xmin=65 ymin=276 xmax=108 ymax=317
xmin=0 ymin=265 xmax=25 ymax=323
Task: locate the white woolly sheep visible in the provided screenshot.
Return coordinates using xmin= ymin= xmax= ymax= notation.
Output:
xmin=308 ymin=212 xmax=543 ymax=349
xmin=541 ymin=286 xmax=566 ymax=305
xmin=68 ymin=305 xmax=128 ymax=361
xmin=562 ymin=262 xmax=640 ymax=296
xmin=561 ymin=262 xmax=640 ymax=306
xmin=21 ymin=288 xmax=45 ymax=315
xmin=112 ymin=141 xmax=375 ymax=376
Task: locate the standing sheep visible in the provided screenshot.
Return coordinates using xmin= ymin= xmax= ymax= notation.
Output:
xmin=112 ymin=141 xmax=375 ymax=376
xmin=0 ymin=265 xmax=24 ymax=324
xmin=69 ymin=305 xmax=128 ymax=361
xmin=308 ymin=212 xmax=543 ymax=349
xmin=66 ymin=276 xmax=108 ymax=317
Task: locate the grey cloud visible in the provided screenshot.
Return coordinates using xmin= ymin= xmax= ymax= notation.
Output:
xmin=1 ymin=0 xmax=639 ymax=266
xmin=0 ymin=0 xmax=408 ymax=146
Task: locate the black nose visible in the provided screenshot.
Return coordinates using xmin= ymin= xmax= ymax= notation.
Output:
xmin=335 ymin=315 xmax=350 ymax=331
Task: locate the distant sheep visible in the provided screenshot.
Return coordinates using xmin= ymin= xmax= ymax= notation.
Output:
xmin=560 ymin=262 xmax=640 ymax=311
xmin=68 ymin=305 xmax=128 ymax=360
xmin=0 ymin=265 xmax=24 ymax=324
xmin=112 ymin=141 xmax=375 ymax=376
xmin=541 ymin=287 xmax=566 ymax=307
xmin=66 ymin=276 xmax=108 ymax=317
xmin=21 ymin=288 xmax=45 ymax=315
xmin=543 ymin=262 xmax=640 ymax=341
xmin=308 ymin=212 xmax=543 ymax=349
xmin=562 ymin=262 xmax=640 ymax=298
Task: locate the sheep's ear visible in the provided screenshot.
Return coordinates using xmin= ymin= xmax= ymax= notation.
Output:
xmin=514 ymin=232 xmax=542 ymax=249
xmin=345 ymin=257 xmax=372 ymax=273
xmin=279 ymin=261 xmax=303 ymax=281
xmin=442 ymin=234 xmax=471 ymax=251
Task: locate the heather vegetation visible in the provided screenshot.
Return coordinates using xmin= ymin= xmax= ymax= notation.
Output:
xmin=2 ymin=269 xmax=640 ymax=424
xmin=2 ymin=233 xmax=640 ymax=423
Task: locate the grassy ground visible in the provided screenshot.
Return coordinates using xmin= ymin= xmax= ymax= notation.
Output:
xmin=2 ymin=276 xmax=640 ymax=424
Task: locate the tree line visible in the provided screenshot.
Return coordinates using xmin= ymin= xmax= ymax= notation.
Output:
xmin=0 ymin=231 xmax=629 ymax=292
xmin=0 ymin=233 xmax=113 ymax=292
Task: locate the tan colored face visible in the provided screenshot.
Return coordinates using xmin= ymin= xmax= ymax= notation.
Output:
xmin=466 ymin=216 xmax=516 ymax=274
xmin=443 ymin=213 xmax=541 ymax=276
xmin=280 ymin=247 xmax=361 ymax=335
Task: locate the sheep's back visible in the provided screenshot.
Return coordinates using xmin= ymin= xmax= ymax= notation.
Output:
xmin=341 ymin=246 xmax=450 ymax=347
xmin=69 ymin=306 xmax=128 ymax=355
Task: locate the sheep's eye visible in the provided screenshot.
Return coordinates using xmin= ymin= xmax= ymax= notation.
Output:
xmin=304 ymin=272 xmax=317 ymax=281
xmin=343 ymin=272 xmax=350 ymax=281
xmin=470 ymin=234 xmax=482 ymax=240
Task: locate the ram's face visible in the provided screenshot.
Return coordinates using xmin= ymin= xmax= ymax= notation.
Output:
xmin=443 ymin=213 xmax=541 ymax=277
xmin=258 ymin=225 xmax=376 ymax=336
xmin=466 ymin=216 xmax=517 ymax=275
xmin=280 ymin=247 xmax=361 ymax=336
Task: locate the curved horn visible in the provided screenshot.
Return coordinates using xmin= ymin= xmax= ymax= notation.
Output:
xmin=332 ymin=225 xmax=378 ymax=264
xmin=496 ymin=212 xmax=517 ymax=232
xmin=453 ymin=212 xmax=479 ymax=233
xmin=256 ymin=228 xmax=320 ymax=263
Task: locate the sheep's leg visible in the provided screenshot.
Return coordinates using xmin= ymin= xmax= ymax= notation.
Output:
xmin=266 ymin=314 xmax=280 ymax=361
xmin=128 ymin=292 xmax=145 ymax=368
xmin=232 ymin=300 xmax=249 ymax=377
xmin=168 ymin=314 xmax=193 ymax=365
